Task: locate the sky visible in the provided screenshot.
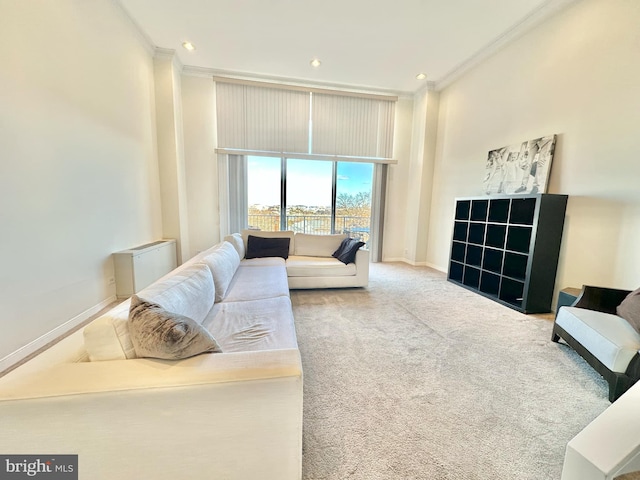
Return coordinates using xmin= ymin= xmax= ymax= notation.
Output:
xmin=247 ymin=156 xmax=373 ymax=207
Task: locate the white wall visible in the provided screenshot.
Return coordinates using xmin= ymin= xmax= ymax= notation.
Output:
xmin=428 ymin=0 xmax=640 ymax=291
xmin=181 ymin=75 xmax=220 ymax=257
xmin=153 ymin=53 xmax=190 ymax=263
xmin=382 ymin=96 xmax=414 ymax=261
xmin=0 ymin=0 xmax=161 ymax=364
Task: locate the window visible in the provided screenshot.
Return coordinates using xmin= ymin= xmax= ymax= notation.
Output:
xmin=246 ymin=156 xmax=374 ymax=245
xmin=216 ymin=78 xmax=394 ymax=259
xmin=286 ymin=159 xmax=333 ymax=234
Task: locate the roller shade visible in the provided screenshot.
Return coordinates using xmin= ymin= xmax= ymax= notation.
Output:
xmin=311 ymin=93 xmax=395 ymax=159
xmin=216 ymin=82 xmax=310 ymax=153
xmin=215 ymin=78 xmax=396 ymax=161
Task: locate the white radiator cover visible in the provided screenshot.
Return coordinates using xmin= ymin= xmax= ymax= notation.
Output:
xmin=113 ymin=240 xmax=177 ymax=299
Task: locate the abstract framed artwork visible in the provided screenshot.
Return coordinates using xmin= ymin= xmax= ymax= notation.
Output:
xmin=483 ymin=134 xmax=557 ymax=195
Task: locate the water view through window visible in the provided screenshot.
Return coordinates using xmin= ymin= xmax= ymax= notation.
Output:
xmin=247 ymin=156 xmax=373 ymax=244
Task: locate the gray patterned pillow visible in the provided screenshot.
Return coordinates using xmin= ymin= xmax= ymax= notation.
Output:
xmin=617 ymin=287 xmax=640 ymax=334
xmin=128 ymin=295 xmax=222 ymax=359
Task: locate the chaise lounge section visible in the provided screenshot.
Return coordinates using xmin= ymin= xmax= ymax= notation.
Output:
xmin=0 ymin=241 xmax=303 ymax=480
xmin=227 ymin=230 xmax=369 ymax=289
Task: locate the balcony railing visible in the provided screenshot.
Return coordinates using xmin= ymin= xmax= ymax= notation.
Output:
xmin=248 ymin=214 xmax=370 ymax=244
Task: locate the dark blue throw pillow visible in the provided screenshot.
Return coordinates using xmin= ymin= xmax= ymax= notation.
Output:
xmin=332 ymin=238 xmax=365 ymax=265
xmin=246 ymin=235 xmax=290 ymax=259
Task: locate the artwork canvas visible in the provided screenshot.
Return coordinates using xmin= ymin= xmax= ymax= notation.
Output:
xmin=483 ymin=134 xmax=556 ymax=195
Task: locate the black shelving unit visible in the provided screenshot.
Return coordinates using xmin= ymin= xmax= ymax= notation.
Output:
xmin=447 ymin=193 xmax=568 ymax=313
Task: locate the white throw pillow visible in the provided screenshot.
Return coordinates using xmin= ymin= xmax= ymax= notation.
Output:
xmin=202 ymin=241 xmax=241 ymax=302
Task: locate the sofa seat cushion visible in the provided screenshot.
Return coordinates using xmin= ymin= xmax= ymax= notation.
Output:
xmin=240 ymin=257 xmax=286 ymax=267
xmin=223 ymin=265 xmax=290 ymax=302
xmin=285 ymin=255 xmax=357 ymax=277
xmin=556 ymin=307 xmax=640 ymax=373
xmin=294 ymin=233 xmax=346 ymax=257
xmin=202 ymin=297 xmax=298 ymax=353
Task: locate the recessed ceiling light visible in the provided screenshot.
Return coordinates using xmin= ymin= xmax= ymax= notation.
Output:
xmin=416 ymin=73 xmax=427 ymax=80
xmin=310 ymin=58 xmax=322 ymax=68
xmin=182 ymin=41 xmax=196 ymax=51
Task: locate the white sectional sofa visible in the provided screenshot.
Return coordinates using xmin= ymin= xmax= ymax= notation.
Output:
xmin=0 ymin=241 xmax=303 ymax=480
xmin=231 ymin=230 xmax=369 ymax=289
xmin=0 ymin=231 xmax=369 ymax=479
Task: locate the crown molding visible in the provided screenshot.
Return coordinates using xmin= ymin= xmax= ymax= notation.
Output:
xmin=182 ymin=65 xmax=414 ymax=99
xmin=154 ymin=47 xmax=183 ymax=72
xmin=434 ymin=0 xmax=581 ymax=91
xmin=108 ymin=0 xmax=156 ymax=56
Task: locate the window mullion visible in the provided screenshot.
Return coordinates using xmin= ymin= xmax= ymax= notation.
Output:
xmin=331 ymin=162 xmax=337 ymax=234
xmin=281 ymin=157 xmax=287 ymax=231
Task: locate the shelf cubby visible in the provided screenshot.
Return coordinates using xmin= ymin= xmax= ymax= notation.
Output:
xmin=486 ymin=224 xmax=506 ymax=249
xmin=465 ymin=245 xmax=483 ymax=267
xmin=453 ymin=221 xmax=468 ymax=242
xmin=449 ymin=261 xmax=464 ymax=283
xmin=482 ymin=248 xmax=503 ymax=274
xmin=468 ymin=223 xmax=486 ymax=245
xmin=488 ymin=199 xmax=510 ymax=223
xmin=479 ymin=272 xmax=501 ymax=296
xmin=470 ymin=200 xmax=488 ymax=221
xmin=447 ymin=193 xmax=568 ymax=313
xmin=506 ymin=226 xmax=532 ymax=253
xmin=451 ymin=241 xmax=466 ymax=263
xmin=455 ymin=201 xmax=471 ymax=220
xmin=463 ymin=266 xmax=481 ymax=289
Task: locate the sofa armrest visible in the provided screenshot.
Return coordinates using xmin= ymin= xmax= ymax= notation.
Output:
xmin=573 ymin=285 xmax=632 ymax=315
xmin=0 ymin=348 xmax=302 ymax=401
xmin=0 ymin=349 xmax=303 ymax=480
xmin=354 ymin=247 xmax=370 ymax=286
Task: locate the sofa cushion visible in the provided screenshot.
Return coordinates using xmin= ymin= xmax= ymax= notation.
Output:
xmin=83 ymin=263 xmax=216 ymax=361
xmin=202 ymin=241 xmax=241 ymax=302
xmin=240 ymin=257 xmax=286 ymax=267
xmin=241 ymin=229 xmax=295 ymax=255
xmin=294 ymin=233 xmax=346 ymax=257
xmin=556 ymin=306 xmax=640 ymax=373
xmin=224 ymin=265 xmax=290 ymax=302
xmin=333 ymin=238 xmax=366 ymax=264
xmin=223 ymin=233 xmax=246 ymax=259
xmin=617 ymin=287 xmax=640 ymax=334
xmin=84 ymin=299 xmax=135 ymax=361
xmin=203 ymin=296 xmax=298 ymax=353
xmin=137 ymin=263 xmax=215 ymax=324
xmin=246 ymin=235 xmax=291 ymax=260
xmin=286 ymin=255 xmax=357 ymax=277
xmin=129 ymin=295 xmax=222 ymax=360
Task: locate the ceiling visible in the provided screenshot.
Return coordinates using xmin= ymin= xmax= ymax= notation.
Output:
xmin=117 ymin=0 xmax=574 ymax=94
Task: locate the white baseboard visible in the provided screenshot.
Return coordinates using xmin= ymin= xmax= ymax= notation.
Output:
xmin=382 ymin=258 xmax=447 ymax=272
xmin=425 ymin=262 xmax=447 ymax=273
xmin=0 ymin=296 xmax=116 ymax=374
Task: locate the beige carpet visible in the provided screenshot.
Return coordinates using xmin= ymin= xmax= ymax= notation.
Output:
xmin=291 ymin=262 xmax=628 ymax=480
